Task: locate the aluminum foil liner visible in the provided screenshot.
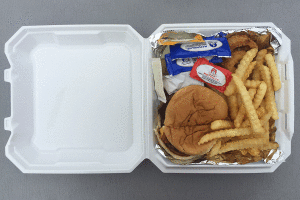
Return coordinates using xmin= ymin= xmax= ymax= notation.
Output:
xmin=152 ymin=27 xmax=284 ymax=166
xmin=213 ymin=26 xmax=282 ymax=54
xmin=155 ymin=141 xmax=284 ymax=166
xmin=264 ymin=149 xmax=284 ymax=164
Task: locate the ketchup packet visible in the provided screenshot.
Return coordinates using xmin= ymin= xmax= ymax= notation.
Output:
xmin=190 ymin=58 xmax=232 ymax=93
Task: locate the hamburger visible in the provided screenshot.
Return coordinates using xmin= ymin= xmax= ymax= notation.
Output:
xmin=162 ymin=85 xmax=228 ymax=155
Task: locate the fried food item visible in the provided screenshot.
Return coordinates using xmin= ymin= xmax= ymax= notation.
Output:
xmin=227 ymin=35 xmax=258 ymax=51
xmin=227 ymin=94 xmax=238 ymax=120
xmin=236 ymin=93 xmax=243 ymax=109
xmin=232 ymin=74 xmax=265 ymax=134
xmin=211 ymin=120 xmax=234 ymax=130
xmin=245 ymin=80 xmax=262 ymax=88
xmin=226 ymin=31 xmax=271 ymax=51
xmin=265 ymin=54 xmax=281 ymax=91
xmin=255 ymin=32 xmax=271 ymax=50
xmin=260 ymin=99 xmax=266 ymax=109
xmin=234 ymin=88 xmax=256 ymax=128
xmin=207 ymin=140 xmax=222 ymax=158
xmin=242 ymin=61 xmax=256 ymax=82
xmin=253 ymin=81 xmax=267 ymax=109
xmin=269 ymin=125 xmax=277 ymax=142
xmin=241 ymin=106 xmax=266 ymax=128
xmin=224 ymin=48 xmax=258 ymax=96
xmin=256 ymin=48 xmax=267 ymax=66
xmin=260 ymin=112 xmax=273 ymax=127
xmin=198 ymin=128 xmax=252 ymax=145
xmin=248 ymin=148 xmax=261 ymax=156
xmin=258 ymin=65 xmax=279 ymax=120
xmin=217 ymin=138 xmax=266 ymax=155
xmin=267 ymin=46 xmax=275 ymax=55
xmin=164 ymin=85 xmax=228 ymax=155
xmin=256 ymin=106 xmax=267 ymax=118
xmin=252 ymin=68 xmax=261 ymax=80
xmin=223 ymin=50 xmax=246 ymax=73
xmin=259 ymin=142 xmax=279 ymax=150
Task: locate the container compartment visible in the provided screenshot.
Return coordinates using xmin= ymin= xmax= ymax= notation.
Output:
xmin=147 ymin=23 xmax=294 ymax=173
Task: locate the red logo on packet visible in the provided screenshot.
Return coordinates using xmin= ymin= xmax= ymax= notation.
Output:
xmin=190 ymin=58 xmax=232 ymax=93
xmin=211 ymin=68 xmax=217 ymax=76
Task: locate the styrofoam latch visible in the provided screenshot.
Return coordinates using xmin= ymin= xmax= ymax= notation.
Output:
xmin=4 ymin=69 xmax=11 ymax=82
xmin=4 ymin=117 xmax=11 ymax=131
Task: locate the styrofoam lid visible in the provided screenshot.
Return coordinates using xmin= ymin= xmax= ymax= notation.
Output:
xmin=5 ymin=25 xmax=145 ymax=173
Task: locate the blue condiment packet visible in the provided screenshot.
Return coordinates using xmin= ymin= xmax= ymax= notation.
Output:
xmin=169 ymin=37 xmax=231 ymax=60
xmin=165 ymin=54 xmax=223 ymax=76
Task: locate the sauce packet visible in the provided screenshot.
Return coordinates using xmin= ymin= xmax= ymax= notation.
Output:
xmin=165 ymin=54 xmax=222 ymax=76
xmin=190 ymin=58 xmax=232 ymax=93
xmin=157 ymin=31 xmax=204 ymax=46
xmin=169 ymin=37 xmax=231 ymax=60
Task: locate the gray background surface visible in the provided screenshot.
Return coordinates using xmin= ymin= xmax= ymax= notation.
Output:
xmin=0 ymin=0 xmax=299 ymax=199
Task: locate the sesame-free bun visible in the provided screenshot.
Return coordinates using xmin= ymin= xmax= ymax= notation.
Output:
xmin=164 ymin=85 xmax=228 ymax=155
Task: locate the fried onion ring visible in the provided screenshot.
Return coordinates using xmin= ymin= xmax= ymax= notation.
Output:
xmin=228 ymin=35 xmax=258 ymax=52
xmin=223 ymin=50 xmax=246 ymax=73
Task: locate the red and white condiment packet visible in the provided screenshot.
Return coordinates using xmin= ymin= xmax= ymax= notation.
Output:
xmin=190 ymin=58 xmax=232 ymax=93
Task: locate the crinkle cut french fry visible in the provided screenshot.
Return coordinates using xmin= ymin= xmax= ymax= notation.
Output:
xmin=236 ymin=93 xmax=243 ymax=109
xmin=261 ymin=142 xmax=279 ymax=150
xmin=260 ymin=99 xmax=266 ymax=109
xmin=241 ymin=106 xmax=266 ymax=128
xmin=252 ymin=49 xmax=268 ymax=81
xmin=208 ymin=140 xmax=222 ymax=158
xmin=242 ymin=61 xmax=256 ymax=82
xmin=257 ymin=106 xmax=267 ymax=118
xmin=223 ymin=50 xmax=246 ymax=73
xmin=227 ymin=94 xmax=238 ymax=120
xmin=259 ymin=65 xmax=279 ymax=120
xmin=248 ymin=148 xmax=261 ymax=156
xmin=253 ymin=81 xmax=267 ymax=109
xmin=265 ymin=120 xmax=270 ymax=138
xmin=232 ymin=74 xmax=265 ymax=134
xmin=256 ymin=49 xmax=268 ymax=67
xmin=252 ymin=68 xmax=261 ymax=80
xmin=234 ymin=88 xmax=256 ymax=128
xmin=198 ymin=128 xmax=252 ymax=145
xmin=217 ymin=138 xmax=267 ymax=155
xmin=211 ymin=120 xmax=234 ymax=130
xmin=265 ymin=53 xmax=281 ymax=91
xmin=224 ymin=48 xmax=258 ymax=96
xmin=260 ymin=112 xmax=273 ymax=127
xmin=245 ymin=80 xmax=261 ymax=88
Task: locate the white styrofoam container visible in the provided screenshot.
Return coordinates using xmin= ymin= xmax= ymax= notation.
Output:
xmin=4 ymin=23 xmax=294 ymax=173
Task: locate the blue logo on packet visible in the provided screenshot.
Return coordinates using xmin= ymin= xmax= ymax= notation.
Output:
xmin=169 ymin=37 xmax=231 ymax=60
xmin=165 ymin=54 xmax=223 ymax=76
xmin=209 ymin=42 xmax=218 ymax=48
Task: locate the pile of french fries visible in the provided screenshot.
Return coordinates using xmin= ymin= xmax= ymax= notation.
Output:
xmin=198 ymin=47 xmax=281 ymax=164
